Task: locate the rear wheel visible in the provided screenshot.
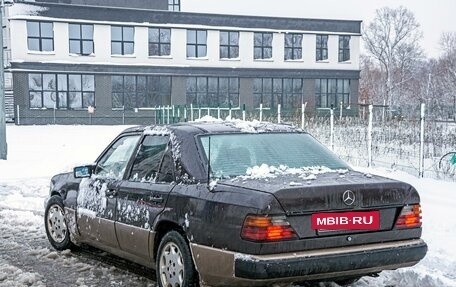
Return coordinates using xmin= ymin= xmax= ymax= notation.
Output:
xmin=335 ymin=277 xmax=361 ymax=286
xmin=44 ymin=195 xmax=75 ymax=250
xmin=156 ymin=231 xmax=197 ymax=287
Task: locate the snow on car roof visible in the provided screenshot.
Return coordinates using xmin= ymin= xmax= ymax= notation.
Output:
xmin=121 ymin=116 xmax=304 ymax=136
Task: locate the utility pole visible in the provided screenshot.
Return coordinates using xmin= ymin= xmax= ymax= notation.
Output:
xmin=0 ymin=0 xmax=7 ymax=160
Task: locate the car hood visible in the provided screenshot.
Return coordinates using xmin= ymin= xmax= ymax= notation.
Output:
xmin=218 ymin=171 xmax=420 ymax=215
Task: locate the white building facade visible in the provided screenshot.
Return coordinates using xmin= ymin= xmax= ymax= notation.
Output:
xmin=5 ymin=0 xmax=361 ymax=124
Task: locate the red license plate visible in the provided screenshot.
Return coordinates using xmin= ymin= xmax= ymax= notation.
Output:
xmin=311 ymin=211 xmax=380 ymax=230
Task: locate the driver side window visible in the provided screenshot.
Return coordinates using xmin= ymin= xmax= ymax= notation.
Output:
xmin=95 ymin=135 xmax=141 ymax=179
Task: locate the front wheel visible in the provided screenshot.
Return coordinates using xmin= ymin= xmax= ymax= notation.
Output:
xmin=156 ymin=231 xmax=197 ymax=287
xmin=44 ymin=195 xmax=75 ymax=250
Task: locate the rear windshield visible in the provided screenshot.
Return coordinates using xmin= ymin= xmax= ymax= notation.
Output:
xmin=200 ymin=133 xmax=349 ymax=178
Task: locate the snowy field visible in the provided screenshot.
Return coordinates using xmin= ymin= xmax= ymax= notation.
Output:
xmin=0 ymin=124 xmax=455 ymax=287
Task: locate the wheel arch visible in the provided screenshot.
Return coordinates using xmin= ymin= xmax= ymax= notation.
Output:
xmin=153 ymin=220 xmax=186 ymax=260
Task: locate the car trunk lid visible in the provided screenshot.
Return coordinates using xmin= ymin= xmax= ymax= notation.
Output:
xmin=220 ymin=171 xmax=420 ymax=238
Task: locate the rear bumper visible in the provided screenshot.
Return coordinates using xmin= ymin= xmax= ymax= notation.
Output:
xmin=190 ymin=239 xmax=427 ymax=286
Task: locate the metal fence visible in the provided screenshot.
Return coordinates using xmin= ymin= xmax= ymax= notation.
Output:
xmin=15 ymin=103 xmax=456 ymax=180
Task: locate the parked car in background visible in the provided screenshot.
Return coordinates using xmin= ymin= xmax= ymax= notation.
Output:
xmin=45 ymin=120 xmax=427 ymax=286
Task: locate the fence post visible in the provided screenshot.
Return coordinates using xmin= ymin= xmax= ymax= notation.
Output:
xmin=162 ymin=106 xmax=165 ymax=124
xmin=184 ymin=105 xmax=187 ymax=122
xmin=277 ymin=104 xmax=281 ymax=123
xmin=368 ymin=104 xmax=373 ymax=167
xmin=339 ymin=101 xmax=343 ymax=121
xmin=301 ymin=102 xmax=307 ymax=129
xmin=229 ymin=103 xmax=232 ymax=119
xmin=190 ymin=104 xmax=194 ymax=121
xmin=207 ymin=107 xmax=210 ymax=118
xmin=419 ymin=103 xmax=426 ymax=177
xmin=16 ymin=105 xmax=20 ymax=125
xmin=172 ymin=105 xmax=175 ymax=123
xmin=330 ymin=108 xmax=334 ymax=151
xmin=167 ymin=106 xmax=170 ymax=124
xmin=259 ymin=103 xmax=263 ymax=122
xmin=242 ymin=104 xmax=246 ymax=121
xmin=177 ymin=105 xmax=180 ymax=122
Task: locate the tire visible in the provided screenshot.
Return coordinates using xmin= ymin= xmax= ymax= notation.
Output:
xmin=44 ymin=195 xmax=75 ymax=250
xmin=335 ymin=277 xmax=361 ymax=286
xmin=156 ymin=231 xmax=198 ymax=287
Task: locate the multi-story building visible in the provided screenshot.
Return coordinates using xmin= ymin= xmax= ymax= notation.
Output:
xmin=4 ymin=0 xmax=361 ymax=125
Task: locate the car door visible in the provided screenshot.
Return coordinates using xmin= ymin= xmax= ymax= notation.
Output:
xmin=115 ymin=135 xmax=176 ymax=260
xmin=76 ymin=134 xmax=141 ymax=249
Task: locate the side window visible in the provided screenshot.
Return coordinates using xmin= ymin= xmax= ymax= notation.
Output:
xmin=95 ymin=135 xmax=141 ymax=179
xmin=129 ymin=135 xmax=169 ymax=182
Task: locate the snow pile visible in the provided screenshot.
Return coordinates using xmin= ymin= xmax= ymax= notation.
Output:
xmin=0 ymin=260 xmax=45 ymax=287
xmin=240 ymin=163 xmax=348 ymax=180
xmin=194 ymin=115 xmax=301 ymax=133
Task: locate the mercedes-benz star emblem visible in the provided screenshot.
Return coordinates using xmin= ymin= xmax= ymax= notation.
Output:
xmin=342 ymin=190 xmax=355 ymax=206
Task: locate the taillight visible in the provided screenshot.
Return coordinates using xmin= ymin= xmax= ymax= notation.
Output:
xmin=395 ymin=204 xmax=422 ymax=229
xmin=241 ymin=215 xmax=298 ymax=242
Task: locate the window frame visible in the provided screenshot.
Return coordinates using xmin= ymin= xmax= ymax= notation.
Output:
xmin=316 ymin=34 xmax=329 ymax=61
xmin=186 ymin=76 xmax=240 ymax=108
xmin=112 ymin=75 xmax=172 ymax=109
xmin=148 ymin=27 xmax=171 ymax=57
xmin=284 ymin=33 xmax=303 ymax=61
xmin=315 ymin=78 xmax=351 ymax=108
xmin=111 ymin=25 xmax=135 ymax=56
xmin=186 ymin=29 xmax=207 ymax=58
xmin=69 ymin=23 xmax=94 ymax=56
xmin=254 ymin=32 xmax=273 ymax=60
xmin=168 ymin=0 xmax=180 ymax=11
xmin=338 ymin=35 xmax=351 ymax=62
xmin=27 ymin=21 xmax=54 ymax=52
xmin=219 ymin=31 xmax=239 ymax=59
xmin=28 ymin=73 xmax=95 ymax=110
xmin=253 ymin=78 xmax=303 ymax=109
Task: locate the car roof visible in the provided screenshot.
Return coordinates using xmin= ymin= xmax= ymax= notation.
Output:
xmin=121 ymin=121 xmax=303 ymax=136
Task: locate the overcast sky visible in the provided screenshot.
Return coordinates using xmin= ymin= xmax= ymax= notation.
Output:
xmin=182 ymin=0 xmax=456 ymax=59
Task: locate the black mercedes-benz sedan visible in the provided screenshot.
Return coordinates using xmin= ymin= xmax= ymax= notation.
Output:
xmin=45 ymin=121 xmax=427 ymax=287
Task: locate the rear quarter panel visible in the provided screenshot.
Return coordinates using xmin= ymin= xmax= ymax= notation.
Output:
xmin=155 ymin=183 xmax=284 ymax=254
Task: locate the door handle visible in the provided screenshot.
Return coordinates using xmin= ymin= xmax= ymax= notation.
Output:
xmin=105 ymin=189 xmax=118 ymax=197
xmin=150 ymin=195 xmax=163 ymax=203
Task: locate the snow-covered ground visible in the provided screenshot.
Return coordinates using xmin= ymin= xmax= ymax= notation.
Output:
xmin=0 ymin=124 xmax=455 ymax=287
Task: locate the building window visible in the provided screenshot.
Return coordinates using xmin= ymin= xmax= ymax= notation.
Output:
xmin=284 ymin=33 xmax=302 ymax=60
xmin=186 ymin=77 xmax=239 ymax=108
xmin=316 ymin=34 xmax=328 ymax=61
xmin=254 ymin=32 xmax=273 ymax=60
xmin=339 ymin=35 xmax=351 ymax=62
xmin=220 ymin=31 xmax=239 ymax=59
xmin=112 ymin=75 xmax=171 ymax=109
xmin=253 ymin=78 xmax=303 ymax=109
xmin=27 ymin=21 xmax=54 ymax=52
xmin=168 ymin=0 xmax=180 ymax=11
xmin=149 ymin=28 xmax=171 ymax=56
xmin=187 ymin=30 xmax=207 ymax=58
xmin=69 ymin=23 xmax=94 ymax=55
xmin=316 ymin=79 xmax=350 ymax=108
xmin=28 ymin=73 xmax=95 ymax=109
xmin=111 ymin=26 xmax=134 ymax=55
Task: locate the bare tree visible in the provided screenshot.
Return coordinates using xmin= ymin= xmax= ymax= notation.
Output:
xmin=363 ymin=6 xmax=423 ymax=107
xmin=439 ymin=32 xmax=456 ymax=120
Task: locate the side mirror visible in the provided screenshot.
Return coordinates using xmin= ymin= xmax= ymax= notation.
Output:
xmin=74 ymin=165 xmax=94 ymax=178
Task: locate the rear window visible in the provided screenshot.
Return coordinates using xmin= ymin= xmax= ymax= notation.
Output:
xmin=200 ymin=133 xmax=349 ymax=178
